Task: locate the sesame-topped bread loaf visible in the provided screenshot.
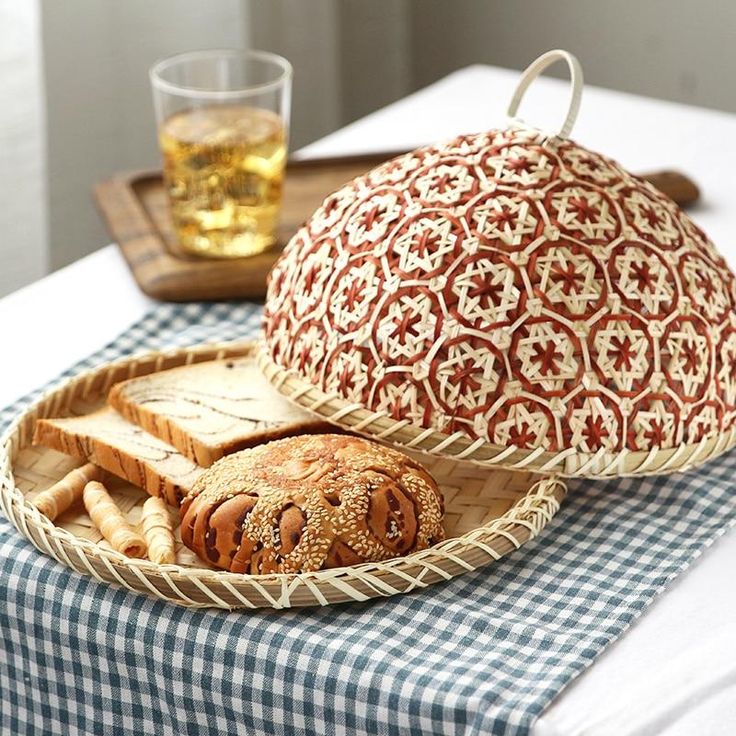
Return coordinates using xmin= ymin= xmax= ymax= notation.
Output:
xmin=108 ymin=357 xmax=331 ymax=467
xmin=34 ymin=407 xmax=204 ymax=506
xmin=180 ymin=434 xmax=445 ymax=574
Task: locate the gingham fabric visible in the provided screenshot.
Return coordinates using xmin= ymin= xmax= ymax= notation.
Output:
xmin=1 ymin=302 xmax=735 ymax=736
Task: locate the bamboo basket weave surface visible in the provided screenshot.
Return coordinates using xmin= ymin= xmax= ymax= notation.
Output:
xmin=262 ymin=50 xmax=736 ymax=479
xmin=259 ymin=352 xmax=736 ymax=480
xmin=0 ymin=341 xmax=565 ymax=610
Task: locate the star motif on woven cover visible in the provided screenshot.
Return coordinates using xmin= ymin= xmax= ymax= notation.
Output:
xmin=264 ymin=120 xmax=736 ymax=476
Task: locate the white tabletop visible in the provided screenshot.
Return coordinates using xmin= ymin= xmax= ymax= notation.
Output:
xmin=3 ymin=65 xmax=735 ymax=735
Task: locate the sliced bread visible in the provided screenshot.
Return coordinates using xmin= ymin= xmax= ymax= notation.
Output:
xmin=107 ymin=357 xmax=331 ymax=466
xmin=33 ymin=407 xmax=204 ymax=506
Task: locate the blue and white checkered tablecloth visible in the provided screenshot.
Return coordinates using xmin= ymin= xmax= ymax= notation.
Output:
xmin=1 ymin=302 xmax=735 ymax=736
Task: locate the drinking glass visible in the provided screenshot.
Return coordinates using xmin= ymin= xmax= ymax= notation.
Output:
xmin=150 ymin=49 xmax=292 ymax=258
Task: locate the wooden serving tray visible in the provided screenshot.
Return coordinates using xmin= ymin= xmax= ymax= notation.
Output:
xmin=94 ymin=152 xmax=699 ymax=303
xmin=93 ymin=152 xmax=405 ymax=302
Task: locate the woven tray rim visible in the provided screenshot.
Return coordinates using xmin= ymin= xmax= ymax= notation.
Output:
xmin=258 ymin=349 xmax=736 ymax=478
xmin=0 ymin=339 xmax=565 ymax=610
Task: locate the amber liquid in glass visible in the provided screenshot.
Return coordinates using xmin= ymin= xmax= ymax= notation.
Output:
xmin=159 ymin=105 xmax=287 ymax=258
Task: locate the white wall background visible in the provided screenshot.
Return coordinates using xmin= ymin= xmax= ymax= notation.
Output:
xmin=409 ymin=0 xmax=736 ymax=112
xmin=42 ymin=0 xmax=248 ymax=273
xmin=248 ymin=0 xmax=412 ymax=147
xmin=0 ymin=2 xmax=47 ymax=297
xmin=1 ymin=0 xmax=736 ymax=297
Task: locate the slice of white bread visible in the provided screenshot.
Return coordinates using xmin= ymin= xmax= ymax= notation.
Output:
xmin=107 ymin=357 xmax=331 ymax=466
xmin=33 ymin=407 xmax=204 ymax=506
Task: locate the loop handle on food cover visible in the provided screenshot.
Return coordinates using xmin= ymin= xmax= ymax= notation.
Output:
xmin=506 ymin=49 xmax=583 ymax=139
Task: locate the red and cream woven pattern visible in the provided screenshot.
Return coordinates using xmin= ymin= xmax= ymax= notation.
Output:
xmin=264 ymin=124 xmax=736 ymax=476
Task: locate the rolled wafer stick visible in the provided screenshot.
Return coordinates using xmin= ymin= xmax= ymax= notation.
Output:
xmin=83 ymin=480 xmax=147 ymax=558
xmin=141 ymin=496 xmax=176 ymax=564
xmin=33 ymin=462 xmax=103 ymax=521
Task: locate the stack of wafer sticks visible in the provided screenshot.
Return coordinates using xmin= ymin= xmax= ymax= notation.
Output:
xmin=31 ymin=462 xmax=176 ymax=564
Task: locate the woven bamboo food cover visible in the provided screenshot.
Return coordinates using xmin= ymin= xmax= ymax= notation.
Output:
xmin=0 ymin=341 xmax=565 ymax=609
xmin=262 ymin=50 xmax=736 ymax=478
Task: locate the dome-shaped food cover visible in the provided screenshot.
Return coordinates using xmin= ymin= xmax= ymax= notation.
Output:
xmin=261 ymin=50 xmax=736 ymax=478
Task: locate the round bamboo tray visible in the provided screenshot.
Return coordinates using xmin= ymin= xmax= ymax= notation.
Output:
xmin=0 ymin=341 xmax=566 ymax=609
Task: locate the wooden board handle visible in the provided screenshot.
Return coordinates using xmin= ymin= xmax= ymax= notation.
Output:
xmin=639 ymin=170 xmax=700 ymax=207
